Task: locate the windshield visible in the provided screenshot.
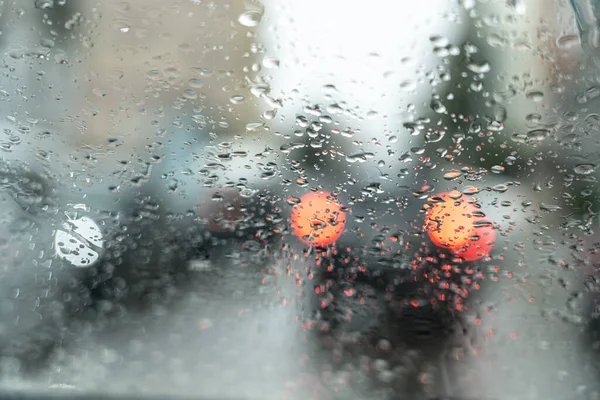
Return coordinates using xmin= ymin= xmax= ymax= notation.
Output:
xmin=0 ymin=1 xmax=599 ymax=399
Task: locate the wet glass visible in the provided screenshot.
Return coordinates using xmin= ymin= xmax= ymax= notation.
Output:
xmin=0 ymin=1 xmax=599 ymax=399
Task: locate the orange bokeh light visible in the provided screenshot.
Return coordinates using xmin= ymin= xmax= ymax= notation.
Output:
xmin=423 ymin=190 xmax=495 ymax=261
xmin=454 ymin=220 xmax=495 ymax=262
xmin=291 ymin=191 xmax=346 ymax=247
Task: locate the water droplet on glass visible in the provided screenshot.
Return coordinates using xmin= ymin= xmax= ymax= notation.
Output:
xmin=183 ymin=89 xmax=198 ymax=100
xmin=296 ymin=115 xmax=308 ymax=127
xmin=425 ymin=130 xmax=445 ymax=143
xmin=250 ymin=84 xmax=270 ymax=98
xmin=34 ymin=0 xmax=54 ymax=9
xmin=400 ymin=80 xmax=417 ymax=92
xmin=491 ymin=184 xmax=509 ymax=193
xmin=260 ymin=171 xmax=276 ymax=180
xmin=463 ymin=186 xmax=481 ymax=194
xmin=238 ymin=10 xmax=263 ymax=27
xmin=262 ymin=57 xmax=280 ymax=69
xmin=263 ymin=109 xmax=277 ymax=120
xmin=443 ymin=171 xmax=462 ymax=180
xmin=574 ymin=164 xmax=596 ymax=175
xmin=473 ymin=220 xmax=493 ymax=228
xmin=430 ymin=35 xmax=449 ymax=47
xmin=280 ymin=142 xmax=305 ymax=154
xmin=367 ymin=111 xmax=378 ymax=119
xmin=286 ymin=196 xmax=301 ymax=206
xmin=491 ymin=165 xmax=505 ymax=174
xmin=0 ymin=143 xmax=12 ymax=152
xmin=192 ymin=114 xmax=207 ymax=129
xmin=322 ymin=84 xmax=338 ymax=95
xmin=430 ymin=98 xmax=447 ymax=114
xmin=459 ymin=0 xmax=476 ymax=10
xmin=346 ymin=152 xmax=375 ymax=163
xmin=246 ymin=121 xmax=265 ymax=132
xmin=556 ymin=34 xmax=580 ymax=50
xmin=526 ymin=128 xmax=550 ymax=142
xmin=230 ymin=95 xmax=246 ymax=104
xmin=470 ymin=81 xmax=483 ymax=92
xmin=540 ymin=203 xmax=562 ymax=212
xmin=188 ymin=78 xmax=204 ymax=89
xmin=40 ymin=38 xmax=55 ymax=48
xmin=526 ymin=91 xmax=544 ymax=102
xmin=466 ymin=61 xmax=491 ymax=74
xmin=525 ymin=113 xmax=542 ymax=124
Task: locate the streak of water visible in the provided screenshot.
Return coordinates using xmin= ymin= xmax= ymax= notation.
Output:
xmin=571 ymin=0 xmax=600 ymax=65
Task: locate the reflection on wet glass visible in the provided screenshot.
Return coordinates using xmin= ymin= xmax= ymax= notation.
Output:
xmin=0 ymin=0 xmax=599 ymax=399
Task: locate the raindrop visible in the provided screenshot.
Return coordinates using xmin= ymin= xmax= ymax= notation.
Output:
xmin=463 ymin=186 xmax=481 ymax=194
xmin=230 ymin=95 xmax=246 ymax=104
xmin=526 ymin=91 xmax=544 ymax=102
xmin=470 ymin=81 xmax=483 ymax=92
xmin=400 ymin=80 xmax=417 ymax=92
xmin=430 ymin=99 xmax=447 ymax=114
xmin=0 ymin=143 xmax=12 ymax=152
xmin=280 ymin=142 xmax=305 ymax=154
xmin=473 ymin=220 xmax=493 ymax=228
xmin=526 ymin=128 xmax=550 ymax=142
xmin=327 ymin=103 xmax=343 ymax=114
xmin=238 ymin=10 xmax=263 ymax=27
xmin=425 ymin=130 xmax=445 ymax=143
xmin=459 ymin=0 xmax=476 ymax=9
xmin=34 ymin=0 xmax=54 ymax=9
xmin=260 ymin=170 xmax=276 ymax=180
xmin=296 ymin=177 xmax=309 ymax=187
xmin=296 ymin=115 xmax=309 ymax=127
xmin=40 ymin=38 xmax=55 ymax=48
xmin=192 ymin=114 xmax=207 ymax=129
xmin=250 ymin=84 xmax=270 ymax=98
xmin=367 ymin=111 xmax=379 ymax=119
xmin=430 ymin=35 xmax=449 ymax=47
xmin=263 ymin=109 xmax=277 ymax=120
xmin=346 ymin=152 xmax=375 ymax=163
xmin=322 ymin=84 xmax=338 ymax=95
xmin=556 ymin=34 xmax=580 ymax=50
xmin=262 ymin=57 xmax=280 ymax=69
xmin=574 ymin=164 xmax=596 ymax=175
xmin=491 ymin=184 xmax=508 ymax=193
xmin=491 ymin=165 xmax=505 ymax=174
xmin=525 ymin=113 xmax=542 ymax=124
xmin=443 ymin=171 xmax=462 ymax=180
xmin=246 ymin=121 xmax=265 ymax=132
xmin=286 ymin=196 xmax=301 ymax=205
xmin=183 ymin=89 xmax=197 ymax=100
xmin=540 ymin=203 xmax=562 ymax=212
xmin=188 ymin=78 xmax=204 ymax=89
xmin=433 ymin=47 xmax=450 ymax=57
xmin=466 ymin=61 xmax=491 ymax=74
